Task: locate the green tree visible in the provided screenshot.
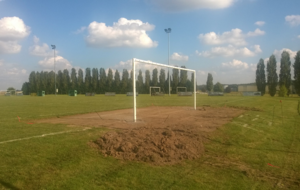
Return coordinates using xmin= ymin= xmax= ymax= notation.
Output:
xmin=294 ymin=51 xmax=300 ymax=96
xmin=172 ymin=68 xmax=179 ymax=93
xmin=224 ymin=86 xmax=231 ymax=93
xmin=47 ymin=71 xmax=55 ymax=94
xmin=256 ymin=58 xmax=266 ymax=95
xmin=267 ymin=55 xmax=278 ymax=97
xmin=128 ymin=70 xmax=133 ymax=92
xmin=145 ymin=70 xmax=150 ymax=94
xmin=21 ymin=82 xmax=30 ymax=95
xmin=107 ymin=68 xmax=113 ymax=91
xmin=137 ymin=69 xmax=144 ymax=93
xmin=278 ymin=85 xmax=287 ymax=97
xmin=152 ymin=68 xmax=158 ymax=86
xmin=179 ymin=66 xmax=187 ymax=87
xmin=57 ymin=70 xmax=63 ymax=94
xmin=206 ymin=73 xmax=213 ymax=92
xmin=159 ymin=69 xmax=166 ymax=92
xmin=35 ymin=72 xmax=41 ymax=92
xmin=7 ymin=87 xmax=15 ymax=95
xmin=114 ymin=70 xmax=121 ymax=93
xmin=92 ymin=68 xmax=99 ymax=93
xmin=85 ymin=68 xmax=92 ymax=93
xmin=121 ymin=69 xmax=129 ymax=93
xmin=70 ymin=68 xmax=77 ymax=91
xmin=191 ymin=72 xmax=195 ymax=92
xmin=62 ymin=69 xmax=70 ymax=94
xmin=213 ymin=82 xmax=224 ymax=92
xmin=279 ymin=51 xmax=292 ymax=95
xmin=99 ymin=68 xmax=106 ymax=93
xmin=29 ymin=71 xmax=36 ymax=93
xmin=78 ymin=69 xmax=84 ymax=94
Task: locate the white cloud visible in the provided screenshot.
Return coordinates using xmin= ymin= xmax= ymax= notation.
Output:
xmin=255 ymin=21 xmax=265 ymax=26
xmin=29 ymin=36 xmax=53 ymax=57
xmin=247 ymin=28 xmax=265 ymax=37
xmin=222 ymin=59 xmax=249 ymax=69
xmin=273 ymin=48 xmax=297 ymax=63
xmin=74 ymin=26 xmax=86 ymax=34
xmin=196 ymin=44 xmax=261 ymax=58
xmin=0 ymin=17 xmax=30 ymax=54
xmin=171 ymin=52 xmax=189 ymax=62
xmin=285 ymin=15 xmax=300 ymax=26
xmin=198 ymin=28 xmax=265 ymax=46
xmin=85 ymin=17 xmax=157 ymax=48
xmin=38 ymin=56 xmax=72 ymax=71
xmin=149 ymin=0 xmax=235 ymax=12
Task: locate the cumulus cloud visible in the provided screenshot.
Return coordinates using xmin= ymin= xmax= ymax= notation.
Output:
xmin=29 ymin=36 xmax=53 ymax=57
xmin=0 ymin=17 xmax=30 ymax=54
xmin=85 ymin=17 xmax=157 ymax=48
xmin=74 ymin=26 xmax=86 ymax=34
xmin=196 ymin=44 xmax=261 ymax=58
xmin=222 ymin=59 xmax=249 ymax=69
xmin=171 ymin=52 xmax=189 ymax=62
xmin=273 ymin=48 xmax=297 ymax=63
xmin=38 ymin=56 xmax=72 ymax=71
xmin=149 ymin=0 xmax=235 ymax=12
xmin=255 ymin=21 xmax=265 ymax=26
xmin=285 ymin=15 xmax=300 ymax=26
xmin=198 ymin=28 xmax=265 ymax=46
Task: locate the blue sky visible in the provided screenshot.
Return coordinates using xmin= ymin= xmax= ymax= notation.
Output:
xmin=0 ymin=0 xmax=300 ymax=90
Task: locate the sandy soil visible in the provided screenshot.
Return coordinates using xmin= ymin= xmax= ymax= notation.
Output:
xmin=36 ymin=106 xmax=245 ymax=165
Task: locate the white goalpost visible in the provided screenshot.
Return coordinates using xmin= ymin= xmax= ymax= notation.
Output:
xmin=132 ymin=58 xmax=196 ymax=122
xmin=149 ymin=86 xmax=160 ymax=96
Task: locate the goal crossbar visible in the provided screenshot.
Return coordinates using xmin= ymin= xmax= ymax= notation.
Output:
xmin=132 ymin=58 xmax=197 ymax=122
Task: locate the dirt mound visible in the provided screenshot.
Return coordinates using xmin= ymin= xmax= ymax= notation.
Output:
xmin=95 ymin=126 xmax=204 ymax=165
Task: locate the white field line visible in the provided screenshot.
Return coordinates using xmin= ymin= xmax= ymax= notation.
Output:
xmin=0 ymin=128 xmax=92 ymax=145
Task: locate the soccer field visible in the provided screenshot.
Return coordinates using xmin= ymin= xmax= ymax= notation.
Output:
xmin=0 ymin=94 xmax=299 ymax=189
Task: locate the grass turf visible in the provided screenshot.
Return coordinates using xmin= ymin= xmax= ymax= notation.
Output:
xmin=0 ymin=94 xmax=299 ymax=189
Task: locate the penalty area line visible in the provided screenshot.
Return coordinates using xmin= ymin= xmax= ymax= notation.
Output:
xmin=0 ymin=128 xmax=92 ymax=145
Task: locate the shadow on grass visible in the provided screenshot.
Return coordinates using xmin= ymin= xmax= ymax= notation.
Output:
xmin=0 ymin=179 xmax=20 ymax=190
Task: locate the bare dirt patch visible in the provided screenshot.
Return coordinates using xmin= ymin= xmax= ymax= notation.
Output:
xmin=36 ymin=106 xmax=245 ymax=165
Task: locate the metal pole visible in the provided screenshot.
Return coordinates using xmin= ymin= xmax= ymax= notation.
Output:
xmin=194 ymin=71 xmax=196 ymax=110
xmin=168 ymin=32 xmax=170 ymax=96
xmin=132 ymin=58 xmax=136 ymax=122
xmin=54 ymin=48 xmax=56 ymax=96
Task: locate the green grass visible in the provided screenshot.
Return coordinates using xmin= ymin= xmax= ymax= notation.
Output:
xmin=0 ymin=94 xmax=299 ymax=189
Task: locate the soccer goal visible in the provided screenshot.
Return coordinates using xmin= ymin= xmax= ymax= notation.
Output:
xmin=149 ymin=86 xmax=160 ymax=96
xmin=132 ymin=58 xmax=196 ymax=122
xmin=176 ymin=87 xmax=187 ymax=93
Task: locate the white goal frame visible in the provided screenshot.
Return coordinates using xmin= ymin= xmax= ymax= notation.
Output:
xmin=176 ymin=87 xmax=187 ymax=93
xmin=132 ymin=58 xmax=196 ymax=122
xmin=149 ymin=86 xmax=160 ymax=96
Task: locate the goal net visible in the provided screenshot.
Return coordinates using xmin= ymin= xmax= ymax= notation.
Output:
xmin=150 ymin=86 xmax=161 ymax=96
xmin=132 ymin=58 xmax=196 ymax=122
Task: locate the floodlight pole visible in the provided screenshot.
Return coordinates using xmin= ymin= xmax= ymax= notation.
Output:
xmin=51 ymin=45 xmax=56 ymax=96
xmin=165 ymin=28 xmax=171 ymax=96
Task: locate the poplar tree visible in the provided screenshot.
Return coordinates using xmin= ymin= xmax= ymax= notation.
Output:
xmin=159 ymin=69 xmax=166 ymax=92
xmin=78 ymin=69 xmax=84 ymax=94
xmin=99 ymin=68 xmax=106 ymax=93
xmin=267 ymin=55 xmax=278 ymax=97
xmin=121 ymin=69 xmax=129 ymax=93
xmin=279 ymin=51 xmax=292 ymax=95
xmin=152 ymin=68 xmax=158 ymax=86
xmin=255 ymin=58 xmax=266 ymax=95
xmin=206 ymin=73 xmax=213 ymax=92
xmin=172 ymin=68 xmax=179 ymax=93
xmin=107 ymin=68 xmax=113 ymax=91
xmin=57 ymin=70 xmax=63 ymax=94
xmin=85 ymin=68 xmax=91 ymax=93
xmin=29 ymin=71 xmax=36 ymax=93
xmin=114 ymin=70 xmax=121 ymax=93
xmin=62 ymin=69 xmax=70 ymax=94
xmin=137 ymin=69 xmax=144 ymax=93
xmin=145 ymin=70 xmax=150 ymax=93
xmin=92 ymin=68 xmax=98 ymax=93
xmin=294 ymin=51 xmax=300 ymax=96
xmin=70 ymin=68 xmax=77 ymax=91
xmin=180 ymin=66 xmax=187 ymax=87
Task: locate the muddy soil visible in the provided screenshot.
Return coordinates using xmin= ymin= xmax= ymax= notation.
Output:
xmin=36 ymin=106 xmax=245 ymax=165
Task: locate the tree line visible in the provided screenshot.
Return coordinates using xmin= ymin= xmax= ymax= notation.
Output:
xmin=21 ymin=67 xmax=195 ymax=95
xmin=256 ymin=50 xmax=300 ymax=96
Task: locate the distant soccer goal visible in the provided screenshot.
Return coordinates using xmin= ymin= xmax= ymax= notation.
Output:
xmin=149 ymin=86 xmax=160 ymax=96
xmin=132 ymin=58 xmax=196 ymax=122
xmin=176 ymin=87 xmax=187 ymax=93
